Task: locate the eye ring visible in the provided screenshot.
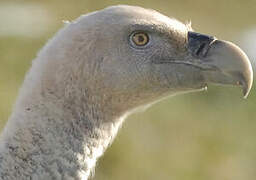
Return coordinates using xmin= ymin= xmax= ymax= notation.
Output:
xmin=130 ymin=31 xmax=150 ymax=48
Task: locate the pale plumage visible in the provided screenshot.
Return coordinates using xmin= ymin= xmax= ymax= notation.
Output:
xmin=0 ymin=5 xmax=252 ymax=180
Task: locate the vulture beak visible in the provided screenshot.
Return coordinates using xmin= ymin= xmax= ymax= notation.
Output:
xmin=188 ymin=32 xmax=253 ymax=98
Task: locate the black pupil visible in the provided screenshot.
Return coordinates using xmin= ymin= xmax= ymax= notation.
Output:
xmin=138 ymin=35 xmax=145 ymax=43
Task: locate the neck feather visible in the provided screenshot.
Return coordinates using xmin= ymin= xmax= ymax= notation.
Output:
xmin=0 ymin=92 xmax=125 ymax=179
xmin=0 ymin=26 xmax=130 ymax=180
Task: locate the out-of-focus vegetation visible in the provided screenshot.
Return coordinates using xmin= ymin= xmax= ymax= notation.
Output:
xmin=0 ymin=0 xmax=256 ymax=179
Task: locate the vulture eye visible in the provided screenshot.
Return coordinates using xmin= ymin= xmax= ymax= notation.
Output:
xmin=130 ymin=32 xmax=150 ymax=47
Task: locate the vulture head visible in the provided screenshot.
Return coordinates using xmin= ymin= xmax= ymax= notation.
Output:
xmin=42 ymin=5 xmax=253 ymax=117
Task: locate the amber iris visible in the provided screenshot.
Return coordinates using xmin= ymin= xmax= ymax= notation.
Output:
xmin=132 ymin=32 xmax=149 ymax=46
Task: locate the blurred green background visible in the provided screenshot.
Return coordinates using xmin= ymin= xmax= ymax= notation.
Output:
xmin=0 ymin=0 xmax=256 ymax=179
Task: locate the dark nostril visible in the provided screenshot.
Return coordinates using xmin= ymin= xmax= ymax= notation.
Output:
xmin=188 ymin=31 xmax=215 ymax=58
xmin=196 ymin=43 xmax=206 ymax=56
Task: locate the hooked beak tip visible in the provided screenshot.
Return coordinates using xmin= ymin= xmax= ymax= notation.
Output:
xmin=200 ymin=39 xmax=253 ymax=98
xmin=240 ymin=73 xmax=253 ymax=99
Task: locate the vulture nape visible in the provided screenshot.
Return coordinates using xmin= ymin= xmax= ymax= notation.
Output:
xmin=0 ymin=5 xmax=253 ymax=180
